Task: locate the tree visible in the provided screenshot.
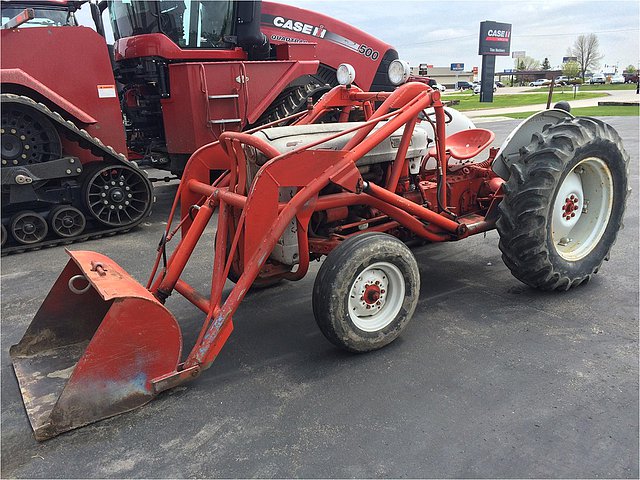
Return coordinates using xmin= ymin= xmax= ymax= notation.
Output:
xmin=625 ymin=64 xmax=637 ymax=74
xmin=514 ymin=56 xmax=540 ymax=71
xmin=571 ymin=33 xmax=603 ymax=80
xmin=562 ymin=61 xmax=581 ymax=79
xmin=541 ymin=57 xmax=551 ymax=70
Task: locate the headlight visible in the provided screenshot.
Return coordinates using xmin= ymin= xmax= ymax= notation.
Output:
xmin=388 ymin=59 xmax=411 ymax=86
xmin=336 ymin=63 xmax=356 ymax=86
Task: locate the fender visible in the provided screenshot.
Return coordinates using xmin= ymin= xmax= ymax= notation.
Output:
xmin=492 ymin=109 xmax=575 ymax=179
xmin=1 ymin=69 xmax=97 ymax=125
xmin=1 ymin=27 xmax=128 ymax=154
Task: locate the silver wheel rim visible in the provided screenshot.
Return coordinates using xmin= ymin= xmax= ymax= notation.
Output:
xmin=551 ymin=157 xmax=613 ymax=261
xmin=348 ymin=261 xmax=405 ymax=332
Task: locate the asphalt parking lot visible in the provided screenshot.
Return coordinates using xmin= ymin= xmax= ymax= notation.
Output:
xmin=1 ymin=117 xmax=638 ymax=478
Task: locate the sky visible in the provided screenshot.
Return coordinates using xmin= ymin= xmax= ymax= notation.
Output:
xmin=275 ymin=0 xmax=640 ymax=74
xmin=78 ymin=0 xmax=640 ymax=74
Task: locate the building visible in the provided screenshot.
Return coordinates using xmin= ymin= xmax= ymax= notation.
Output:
xmin=411 ymin=65 xmax=474 ymax=89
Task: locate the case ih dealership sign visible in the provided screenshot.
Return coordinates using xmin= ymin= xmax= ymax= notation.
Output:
xmin=478 ymin=21 xmax=512 ymax=56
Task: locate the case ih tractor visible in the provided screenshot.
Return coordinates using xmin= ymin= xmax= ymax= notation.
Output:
xmin=9 ymin=62 xmax=629 ymax=440
xmin=1 ymin=0 xmax=399 ymax=253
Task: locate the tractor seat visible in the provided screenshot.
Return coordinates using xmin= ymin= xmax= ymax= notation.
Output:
xmin=428 ymin=128 xmax=495 ymax=160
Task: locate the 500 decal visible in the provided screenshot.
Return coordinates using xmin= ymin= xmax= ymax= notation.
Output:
xmin=358 ymin=44 xmax=379 ymax=60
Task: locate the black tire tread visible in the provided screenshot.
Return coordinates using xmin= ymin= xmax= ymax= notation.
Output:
xmin=312 ymin=232 xmax=420 ymax=352
xmin=496 ymin=116 xmax=629 ymax=291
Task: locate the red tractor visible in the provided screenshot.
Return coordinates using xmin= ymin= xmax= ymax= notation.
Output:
xmin=1 ymin=0 xmax=400 ymax=253
xmin=9 ymin=64 xmax=629 ymax=440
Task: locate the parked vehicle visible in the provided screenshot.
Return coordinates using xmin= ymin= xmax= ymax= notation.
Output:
xmin=529 ymin=79 xmax=552 ymax=87
xmin=610 ymin=74 xmax=625 ymax=84
xmin=1 ymin=0 xmax=400 ymax=253
xmin=590 ymin=74 xmax=606 ymax=84
xmin=10 ymin=64 xmax=630 ymax=441
xmin=473 ymin=83 xmax=497 ymax=94
xmin=455 ymin=81 xmax=473 ymax=90
xmin=555 ymin=76 xmax=569 ymax=85
xmin=495 ymin=81 xmax=505 ymax=88
xmin=425 ymin=78 xmax=446 ymax=92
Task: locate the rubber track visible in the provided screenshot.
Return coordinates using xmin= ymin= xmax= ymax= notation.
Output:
xmin=1 ymin=94 xmax=153 ymax=256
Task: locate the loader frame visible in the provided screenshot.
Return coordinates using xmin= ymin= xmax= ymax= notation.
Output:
xmin=148 ymin=81 xmax=501 ymax=375
xmin=11 ymin=81 xmax=505 ymax=439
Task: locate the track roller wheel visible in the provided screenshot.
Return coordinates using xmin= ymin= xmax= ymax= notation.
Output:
xmin=1 ymin=103 xmax=61 ymax=167
xmin=84 ymin=164 xmax=152 ymax=227
xmin=497 ymin=117 xmax=629 ymax=290
xmin=1 ymin=223 xmax=7 ymax=247
xmin=312 ymin=232 xmax=420 ymax=352
xmin=10 ymin=211 xmax=48 ymax=245
xmin=49 ymin=206 xmax=86 ymax=238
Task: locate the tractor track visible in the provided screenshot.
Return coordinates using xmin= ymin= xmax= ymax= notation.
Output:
xmin=1 ymin=94 xmax=153 ymax=256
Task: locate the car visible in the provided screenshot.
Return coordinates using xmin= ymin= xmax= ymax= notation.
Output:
xmin=455 ymin=81 xmax=473 ymax=90
xmin=529 ymin=79 xmax=552 ymax=87
xmin=555 ymin=76 xmax=569 ymax=85
xmin=624 ymin=74 xmax=638 ymax=84
xmin=473 ymin=83 xmax=497 ymax=94
xmin=610 ymin=74 xmax=625 ymax=84
xmin=495 ymin=81 xmax=505 ymax=88
xmin=425 ymin=78 xmax=446 ymax=92
xmin=590 ymin=74 xmax=606 ymax=84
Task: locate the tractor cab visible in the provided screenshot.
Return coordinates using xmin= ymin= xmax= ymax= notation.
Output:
xmin=109 ymin=1 xmax=236 ymax=50
xmin=1 ymin=0 xmax=80 ymax=28
xmin=107 ymin=0 xmax=267 ymax=60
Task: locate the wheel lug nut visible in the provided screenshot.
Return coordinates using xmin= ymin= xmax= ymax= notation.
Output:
xmin=24 ymin=145 xmax=29 ymax=150
xmin=124 ymin=201 xmax=129 ymax=205
xmin=125 ymin=186 xmax=130 ymax=191
xmin=111 ymin=181 xmax=116 ymax=186
xmin=10 ymin=128 xmax=16 ymax=134
xmin=127 ymin=194 xmax=132 ymax=198
xmin=110 ymin=205 xmax=115 ymax=210
xmin=103 ymin=200 xmax=109 ymax=205
xmin=19 ymin=135 xmax=25 ymax=140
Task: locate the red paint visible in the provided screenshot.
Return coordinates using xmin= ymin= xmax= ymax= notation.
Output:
xmin=14 ymin=81 xmax=508 ymax=438
xmin=1 ymin=27 xmax=127 ymax=154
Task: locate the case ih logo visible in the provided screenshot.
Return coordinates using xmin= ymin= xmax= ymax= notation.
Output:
xmin=485 ymin=29 xmax=510 ymax=42
xmin=271 ymin=16 xmax=327 ymax=38
xmin=478 ymin=21 xmax=512 ymax=56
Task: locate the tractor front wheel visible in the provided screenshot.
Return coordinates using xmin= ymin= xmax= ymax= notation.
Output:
xmin=312 ymin=232 xmax=420 ymax=352
xmin=497 ymin=117 xmax=629 ymax=290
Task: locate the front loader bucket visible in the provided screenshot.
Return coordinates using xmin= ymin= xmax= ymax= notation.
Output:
xmin=10 ymin=250 xmax=182 ymax=441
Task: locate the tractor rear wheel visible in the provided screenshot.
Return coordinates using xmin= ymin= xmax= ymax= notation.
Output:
xmin=312 ymin=232 xmax=420 ymax=352
xmin=497 ymin=117 xmax=629 ymax=290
